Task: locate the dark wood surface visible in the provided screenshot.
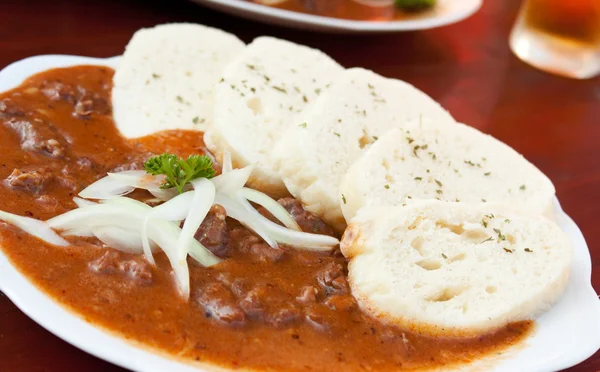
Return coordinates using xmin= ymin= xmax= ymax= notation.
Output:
xmin=0 ymin=0 xmax=598 ymax=371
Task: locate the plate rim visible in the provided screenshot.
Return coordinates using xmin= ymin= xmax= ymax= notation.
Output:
xmin=191 ymin=0 xmax=483 ymax=32
xmin=0 ymin=54 xmax=599 ymax=372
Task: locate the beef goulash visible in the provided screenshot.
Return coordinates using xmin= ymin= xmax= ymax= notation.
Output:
xmin=0 ymin=66 xmax=534 ymax=371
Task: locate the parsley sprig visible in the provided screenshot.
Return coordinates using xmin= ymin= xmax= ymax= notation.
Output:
xmin=144 ymin=153 xmax=216 ymax=194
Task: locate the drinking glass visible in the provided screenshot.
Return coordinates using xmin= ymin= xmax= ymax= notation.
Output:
xmin=509 ymin=0 xmax=600 ymax=79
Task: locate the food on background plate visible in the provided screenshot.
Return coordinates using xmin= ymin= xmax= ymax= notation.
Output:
xmin=339 ymin=122 xmax=556 ymax=223
xmin=251 ymin=0 xmax=438 ymax=22
xmin=204 ymin=36 xmax=343 ymax=199
xmin=394 ymin=0 xmax=436 ymax=11
xmin=113 ymin=23 xmax=245 ymax=137
xmin=0 ymin=22 xmax=572 ymax=372
xmin=342 ymin=202 xmax=572 ymax=336
xmin=271 ymin=67 xmax=455 ymax=232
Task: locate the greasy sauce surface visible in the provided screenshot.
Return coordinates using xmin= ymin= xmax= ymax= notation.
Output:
xmin=263 ymin=0 xmax=437 ymax=22
xmin=0 ymin=66 xmax=532 ymax=371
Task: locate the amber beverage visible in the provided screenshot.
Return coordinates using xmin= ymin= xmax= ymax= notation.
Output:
xmin=510 ymin=0 xmax=600 ymax=79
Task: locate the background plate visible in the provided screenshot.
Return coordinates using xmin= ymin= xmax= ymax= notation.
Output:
xmin=0 ymin=55 xmax=599 ymax=372
xmin=189 ymin=0 xmax=482 ymax=33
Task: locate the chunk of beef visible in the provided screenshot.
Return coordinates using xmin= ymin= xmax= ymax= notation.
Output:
xmin=35 ymin=195 xmax=59 ymax=212
xmin=316 ymin=262 xmax=350 ymax=295
xmin=5 ymin=119 xmax=65 ymax=157
xmin=195 ymin=282 xmax=246 ymax=325
xmin=194 ymin=205 xmax=230 ymax=258
xmin=0 ymin=99 xmax=25 ymax=117
xmin=40 ymin=80 xmax=77 ymax=103
xmin=229 ymin=277 xmax=253 ymax=298
xmin=73 ymin=91 xmax=110 ymax=118
xmin=230 ymin=227 xmax=286 ymax=262
xmin=5 ymin=167 xmax=77 ymax=195
xmin=110 ymin=153 xmax=155 ymax=173
xmin=296 ymin=285 xmax=320 ymax=304
xmin=304 ymin=304 xmax=331 ymax=332
xmin=238 ymin=283 xmax=300 ymax=327
xmin=322 ymin=294 xmax=356 ymax=312
xmin=76 ymin=157 xmax=95 ymax=171
xmin=89 ymin=250 xmax=153 ymax=284
xmin=5 ymin=168 xmax=47 ymax=194
xmin=277 ymin=197 xmax=337 ymax=237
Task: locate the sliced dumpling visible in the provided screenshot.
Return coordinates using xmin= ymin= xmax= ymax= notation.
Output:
xmin=271 ymin=68 xmax=455 ymax=232
xmin=340 ymin=122 xmax=556 ymax=223
xmin=205 ymin=36 xmax=343 ymax=199
xmin=112 ymin=23 xmax=245 ymax=138
xmin=341 ymin=202 xmax=572 ymax=337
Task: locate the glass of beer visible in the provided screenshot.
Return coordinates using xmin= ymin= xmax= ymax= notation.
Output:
xmin=509 ymin=0 xmax=600 ymax=79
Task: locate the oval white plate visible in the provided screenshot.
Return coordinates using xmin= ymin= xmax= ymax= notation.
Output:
xmin=190 ymin=0 xmax=482 ymax=33
xmin=0 ymin=55 xmax=599 ymax=372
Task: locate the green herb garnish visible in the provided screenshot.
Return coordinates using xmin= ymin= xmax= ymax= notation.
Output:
xmin=493 ymin=228 xmax=506 ymax=242
xmin=144 ymin=153 xmax=216 ymax=194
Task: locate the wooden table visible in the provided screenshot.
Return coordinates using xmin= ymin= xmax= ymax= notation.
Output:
xmin=0 ymin=0 xmax=598 ymax=371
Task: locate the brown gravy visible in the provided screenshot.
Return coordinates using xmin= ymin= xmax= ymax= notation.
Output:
xmin=0 ymin=66 xmax=532 ymax=371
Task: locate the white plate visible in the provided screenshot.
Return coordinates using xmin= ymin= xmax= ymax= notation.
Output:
xmin=190 ymin=0 xmax=482 ymax=32
xmin=0 ymin=55 xmax=599 ymax=372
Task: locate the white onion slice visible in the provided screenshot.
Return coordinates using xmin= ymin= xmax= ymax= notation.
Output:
xmin=149 ymin=191 xmax=195 ymax=222
xmin=107 ymin=170 xmax=160 ymax=188
xmin=0 ymin=210 xmax=69 ymax=247
xmin=235 ymin=196 xmax=338 ymax=251
xmin=215 ymin=194 xmax=278 ymax=248
xmin=98 ymin=198 xmax=155 ymax=263
xmin=79 ymin=175 xmax=134 ymax=200
xmin=141 ymin=217 xmax=154 ymax=264
xmin=147 ymin=218 xmax=190 ymax=298
xmin=53 ymin=199 xmax=220 ymax=268
xmin=177 ymin=179 xmax=215 ymax=260
xmin=47 ymin=201 xmax=220 ymax=300
xmin=101 ymin=197 xmax=152 ymax=209
xmin=73 ymin=197 xmax=97 ymax=208
xmin=108 ymin=171 xmax=176 ymax=201
xmin=222 ymin=150 xmax=233 ymax=173
xmin=238 ymin=187 xmax=301 ymax=231
xmin=212 ymin=165 xmax=254 ymax=196
xmin=61 ymin=227 xmax=94 ymax=238
xmin=48 ymin=202 xmax=147 ymax=231
xmin=188 ymin=240 xmax=219 ymax=268
xmin=149 ymin=188 xmax=178 ymax=201
xmin=92 ymin=226 xmax=143 ymax=254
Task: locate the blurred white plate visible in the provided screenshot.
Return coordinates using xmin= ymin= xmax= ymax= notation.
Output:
xmin=0 ymin=55 xmax=599 ymax=372
xmin=190 ymin=0 xmax=482 ymax=32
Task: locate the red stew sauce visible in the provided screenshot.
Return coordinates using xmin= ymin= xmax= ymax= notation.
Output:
xmin=0 ymin=66 xmax=532 ymax=371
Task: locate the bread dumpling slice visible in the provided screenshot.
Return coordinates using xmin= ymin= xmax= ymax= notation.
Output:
xmin=205 ymin=37 xmax=343 ymax=198
xmin=271 ymin=68 xmax=455 ymax=232
xmin=112 ymin=23 xmax=245 ymax=138
xmin=340 ymin=122 xmax=556 ymax=223
xmin=341 ymin=202 xmax=572 ymax=337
